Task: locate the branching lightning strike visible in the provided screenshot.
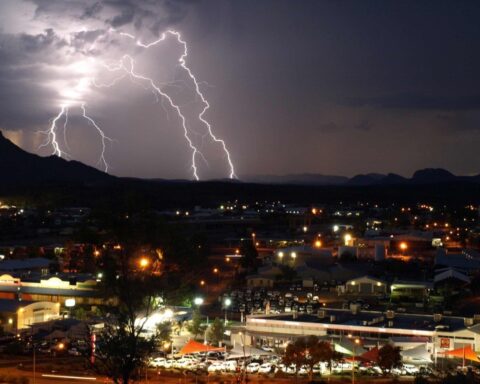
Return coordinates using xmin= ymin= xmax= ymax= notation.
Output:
xmin=40 ymin=29 xmax=235 ymax=180
xmin=40 ymin=104 xmax=112 ymax=172
xmin=120 ymin=30 xmax=236 ymax=179
xmin=80 ymin=103 xmax=113 ymax=173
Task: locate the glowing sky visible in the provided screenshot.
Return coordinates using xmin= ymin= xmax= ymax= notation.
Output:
xmin=1 ymin=0 xmax=480 ymax=179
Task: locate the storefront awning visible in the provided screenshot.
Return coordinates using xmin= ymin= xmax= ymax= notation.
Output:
xmin=178 ymin=340 xmax=225 ymax=355
xmin=443 ymin=346 xmax=480 ymax=363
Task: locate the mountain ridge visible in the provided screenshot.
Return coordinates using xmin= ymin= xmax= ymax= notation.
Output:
xmin=1 ymin=131 xmax=479 ymax=186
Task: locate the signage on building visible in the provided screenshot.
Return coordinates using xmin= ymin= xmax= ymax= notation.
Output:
xmin=440 ymin=338 xmax=450 ymax=349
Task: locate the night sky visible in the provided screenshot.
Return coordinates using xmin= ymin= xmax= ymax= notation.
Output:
xmin=1 ymin=0 xmax=480 ymax=180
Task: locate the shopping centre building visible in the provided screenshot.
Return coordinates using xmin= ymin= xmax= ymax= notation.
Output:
xmin=234 ymin=308 xmax=480 ymax=362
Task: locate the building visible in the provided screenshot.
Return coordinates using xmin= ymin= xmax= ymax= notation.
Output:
xmin=339 ymin=276 xmax=387 ymax=295
xmin=0 ymin=258 xmax=52 ymax=276
xmin=0 ymin=299 xmax=60 ymax=332
xmin=0 ymin=273 xmax=101 ymax=305
xmin=390 ymin=280 xmax=433 ymax=302
xmin=246 ymin=275 xmax=275 ymax=288
xmin=238 ymin=308 xmax=480 ymax=359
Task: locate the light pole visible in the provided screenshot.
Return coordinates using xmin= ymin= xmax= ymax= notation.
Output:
xmin=224 ymin=298 xmax=232 ymax=325
xmin=352 ymin=338 xmax=360 ymax=384
xmin=33 ymin=342 xmax=36 ymax=384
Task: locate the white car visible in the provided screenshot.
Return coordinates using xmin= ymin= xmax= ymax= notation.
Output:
xmin=149 ymin=357 xmax=167 ymax=367
xmin=207 ymin=362 xmax=224 ymax=372
xmin=173 ymin=358 xmax=192 ymax=369
xmin=261 ymin=345 xmax=275 ymax=352
xmin=403 ymin=364 xmax=420 ymax=375
xmin=222 ymin=361 xmax=238 ymax=372
xmin=258 ymin=363 xmax=273 ymax=374
xmin=246 ymin=362 xmax=260 ymax=373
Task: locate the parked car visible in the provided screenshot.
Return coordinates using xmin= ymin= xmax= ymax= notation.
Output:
xmin=258 ymin=363 xmax=273 ymax=374
xmin=149 ymin=357 xmax=167 ymax=368
xmin=246 ymin=362 xmax=260 ymax=373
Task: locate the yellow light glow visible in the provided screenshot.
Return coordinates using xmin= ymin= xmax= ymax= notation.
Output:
xmin=399 ymin=242 xmax=408 ymax=251
xmin=139 ymin=257 xmax=150 ymax=268
xmin=314 ymin=240 xmax=322 ymax=248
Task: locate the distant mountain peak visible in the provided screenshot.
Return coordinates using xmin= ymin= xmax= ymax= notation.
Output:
xmin=0 ymin=130 xmax=114 ymax=184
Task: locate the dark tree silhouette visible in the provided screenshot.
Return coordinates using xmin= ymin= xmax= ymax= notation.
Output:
xmin=378 ymin=344 xmax=402 ymax=374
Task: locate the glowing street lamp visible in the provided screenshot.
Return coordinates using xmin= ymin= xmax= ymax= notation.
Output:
xmin=224 ymin=298 xmax=232 ymax=324
xmin=291 ymin=252 xmax=297 ymax=260
xmin=139 ymin=257 xmax=150 ymax=269
xmin=344 ymin=234 xmax=352 ymax=246
xmin=194 ymin=297 xmax=204 ymax=306
xmin=314 ymin=240 xmax=322 ymax=248
xmin=399 ymin=242 xmax=408 ymax=252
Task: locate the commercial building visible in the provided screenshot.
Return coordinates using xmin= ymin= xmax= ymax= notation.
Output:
xmin=0 ymin=273 xmax=101 ymax=305
xmin=237 ymin=308 xmax=480 ymax=361
xmin=0 ymin=299 xmax=60 ymax=332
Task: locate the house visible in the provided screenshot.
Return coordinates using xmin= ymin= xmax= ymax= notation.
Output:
xmin=390 ymin=280 xmax=433 ymax=301
xmin=340 ymin=276 xmax=387 ymax=295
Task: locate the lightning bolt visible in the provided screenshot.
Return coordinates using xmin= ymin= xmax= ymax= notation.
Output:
xmin=104 ymin=54 xmax=202 ymax=180
xmin=41 ymin=29 xmax=235 ymax=180
xmin=80 ymin=103 xmax=112 ymax=173
xmin=39 ymin=104 xmax=112 ymax=172
xmin=119 ymin=30 xmax=237 ymax=179
xmin=39 ymin=105 xmax=70 ymax=158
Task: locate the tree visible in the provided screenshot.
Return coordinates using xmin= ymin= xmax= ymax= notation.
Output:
xmin=378 ymin=344 xmax=402 ymax=374
xmin=156 ymin=321 xmax=172 ymax=351
xmin=304 ymin=336 xmax=334 ymax=381
xmin=283 ymin=336 xmax=334 ymax=381
xmin=283 ymin=339 xmax=307 ymax=377
xmin=187 ymin=309 xmax=204 ymax=340
xmin=91 ymin=251 xmax=162 ymax=384
xmin=240 ymin=241 xmax=259 ymax=272
xmin=207 ymin=318 xmax=225 ymax=346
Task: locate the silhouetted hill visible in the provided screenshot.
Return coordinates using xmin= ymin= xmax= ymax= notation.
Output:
xmin=411 ymin=168 xmax=456 ymax=184
xmin=246 ymin=168 xmax=480 ymax=186
xmin=244 ymin=173 xmax=348 ymax=185
xmin=347 ymin=173 xmax=387 ymax=186
xmin=1 ymin=130 xmax=480 ymax=209
xmin=0 ymin=131 xmax=114 ymax=184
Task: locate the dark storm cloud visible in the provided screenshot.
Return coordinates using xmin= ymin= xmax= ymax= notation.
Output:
xmin=2 ymin=0 xmax=480 ymax=178
xmin=343 ymin=93 xmax=480 ymax=111
xmin=0 ymin=0 xmax=199 ymax=132
xmin=436 ymin=113 xmax=480 ymax=133
xmin=354 ymin=120 xmax=373 ymax=132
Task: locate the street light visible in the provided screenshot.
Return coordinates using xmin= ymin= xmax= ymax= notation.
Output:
xmin=224 ymin=298 xmax=232 ymax=325
xmin=139 ymin=257 xmax=150 ymax=269
xmin=344 ymin=234 xmax=352 ymax=246
xmin=291 ymin=252 xmax=297 ymax=260
xmin=194 ymin=297 xmax=204 ymax=306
